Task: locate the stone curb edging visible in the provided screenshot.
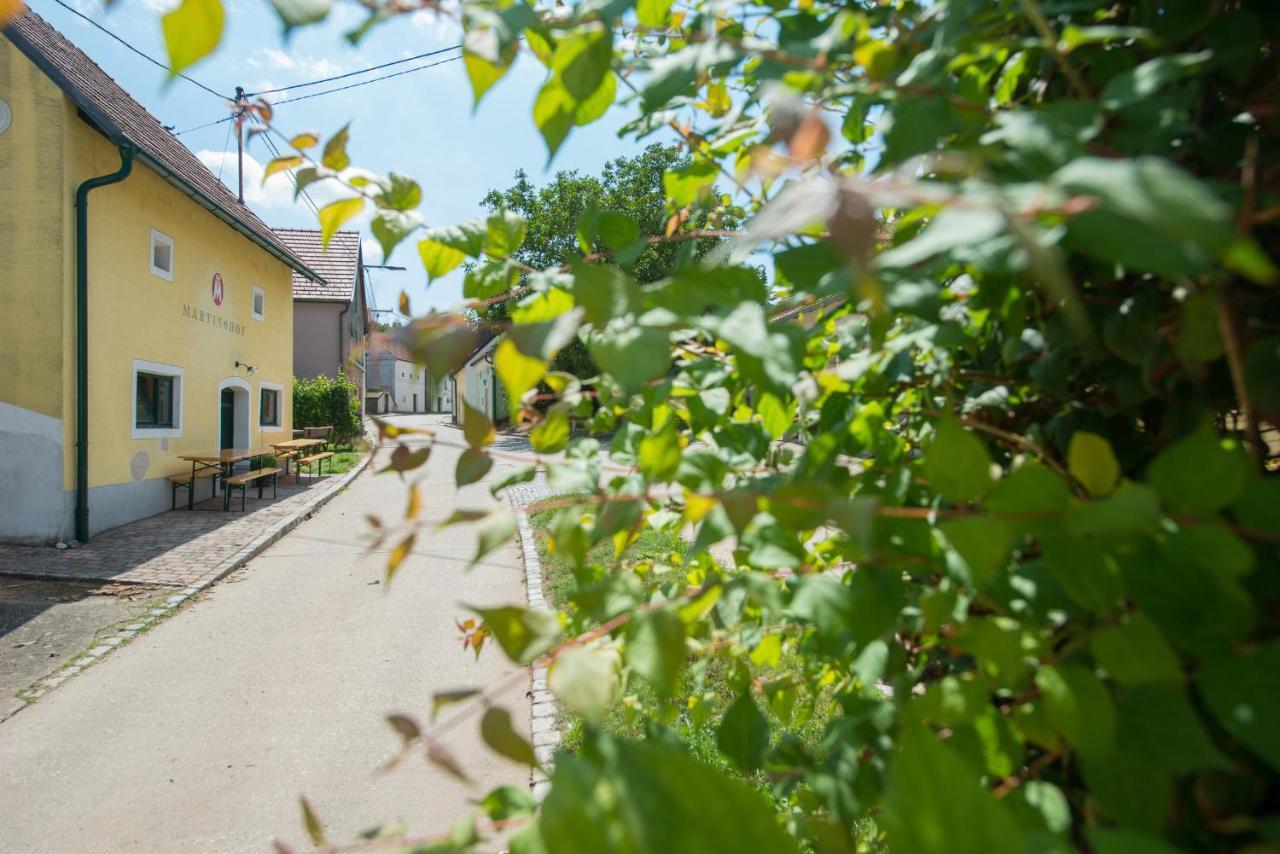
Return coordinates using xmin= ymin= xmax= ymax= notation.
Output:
xmin=511 ymin=501 xmax=562 ymax=802
xmin=9 ymin=449 xmax=376 ymax=717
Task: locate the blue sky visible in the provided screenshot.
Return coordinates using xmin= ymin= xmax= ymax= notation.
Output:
xmin=29 ymin=0 xmax=652 ymax=313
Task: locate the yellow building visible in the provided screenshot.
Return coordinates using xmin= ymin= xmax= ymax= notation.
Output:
xmin=0 ymin=10 xmax=323 ymax=543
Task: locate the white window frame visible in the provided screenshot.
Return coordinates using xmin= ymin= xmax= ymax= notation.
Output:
xmin=149 ymin=229 xmax=174 ymax=282
xmin=251 ymin=285 xmax=265 ymax=321
xmin=132 ymin=359 xmax=183 ymax=439
xmin=258 ymin=380 xmax=284 ymax=428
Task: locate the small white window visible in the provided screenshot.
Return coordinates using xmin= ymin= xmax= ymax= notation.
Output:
xmin=252 ymin=286 xmax=265 ymax=320
xmin=150 ymin=229 xmax=174 ymax=281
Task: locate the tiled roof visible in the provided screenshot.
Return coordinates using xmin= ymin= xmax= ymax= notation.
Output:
xmin=272 ymin=228 xmax=361 ymax=301
xmin=368 ymin=331 xmax=413 ymax=362
xmin=3 ymin=9 xmax=321 ymax=283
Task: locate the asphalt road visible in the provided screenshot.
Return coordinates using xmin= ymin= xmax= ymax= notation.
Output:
xmin=0 ymin=415 xmax=531 ymax=852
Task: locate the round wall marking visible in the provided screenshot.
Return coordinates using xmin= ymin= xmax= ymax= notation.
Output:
xmin=0 ymin=99 xmax=12 ymax=135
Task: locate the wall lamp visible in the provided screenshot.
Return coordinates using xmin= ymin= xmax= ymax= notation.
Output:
xmin=235 ymin=360 xmax=257 ymax=375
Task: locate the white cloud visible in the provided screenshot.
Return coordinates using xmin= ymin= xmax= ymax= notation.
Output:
xmin=246 ymin=47 xmax=350 ymax=80
xmin=409 ymin=0 xmax=461 ymax=41
xmin=361 ymin=237 xmax=384 ymax=265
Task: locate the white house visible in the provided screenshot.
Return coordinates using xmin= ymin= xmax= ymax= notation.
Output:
xmin=367 ymin=336 xmax=428 ymax=414
xmin=451 ymin=335 xmax=506 ymax=425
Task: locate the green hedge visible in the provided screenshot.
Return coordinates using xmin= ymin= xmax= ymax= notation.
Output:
xmin=292 ymin=374 xmax=361 ymax=445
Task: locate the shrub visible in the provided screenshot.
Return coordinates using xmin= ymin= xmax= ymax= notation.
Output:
xmin=292 ymin=374 xmax=361 ymax=446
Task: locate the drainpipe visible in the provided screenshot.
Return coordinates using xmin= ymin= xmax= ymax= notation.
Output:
xmin=74 ymin=144 xmax=135 ymax=543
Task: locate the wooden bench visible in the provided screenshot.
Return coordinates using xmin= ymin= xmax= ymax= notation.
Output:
xmin=222 ymin=467 xmax=281 ymax=511
xmin=167 ymin=471 xmax=219 ymax=511
xmin=303 ymin=426 xmax=334 ymax=449
xmin=296 ymin=452 xmax=335 ymax=482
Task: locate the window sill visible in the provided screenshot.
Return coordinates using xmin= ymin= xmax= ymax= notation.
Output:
xmin=133 ymin=426 xmax=182 ymax=440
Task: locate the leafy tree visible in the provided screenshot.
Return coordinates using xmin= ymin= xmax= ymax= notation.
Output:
xmin=161 ymin=0 xmax=1280 ymax=851
xmin=479 ymin=144 xmax=741 ymax=378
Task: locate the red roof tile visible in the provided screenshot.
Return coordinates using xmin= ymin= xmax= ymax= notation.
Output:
xmin=272 ymin=228 xmax=361 ymax=301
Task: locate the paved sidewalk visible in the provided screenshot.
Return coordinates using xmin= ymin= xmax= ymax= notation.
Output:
xmin=0 ymin=416 xmax=530 ymax=853
xmin=0 ymin=472 xmax=351 ymax=588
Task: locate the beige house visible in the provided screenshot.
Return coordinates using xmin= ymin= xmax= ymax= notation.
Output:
xmin=274 ymin=228 xmax=369 ymax=405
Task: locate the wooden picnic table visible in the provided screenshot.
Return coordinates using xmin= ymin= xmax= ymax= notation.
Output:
xmin=269 ymin=438 xmax=326 ymax=476
xmin=175 ymin=449 xmax=255 ymax=510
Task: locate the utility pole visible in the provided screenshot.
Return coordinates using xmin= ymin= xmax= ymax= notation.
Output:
xmin=234 ymin=86 xmax=245 ymax=204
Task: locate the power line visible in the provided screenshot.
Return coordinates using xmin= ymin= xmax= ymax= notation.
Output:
xmin=262 ymin=131 xmax=320 ymax=215
xmin=174 ymin=51 xmax=463 ymax=135
xmin=48 ymin=0 xmax=228 ymax=100
xmin=245 ymin=43 xmax=462 ymax=97
xmin=173 ymin=114 xmax=235 ymax=136
xmin=272 ymin=52 xmax=463 ymax=105
xmin=215 ymin=116 xmax=233 ymax=182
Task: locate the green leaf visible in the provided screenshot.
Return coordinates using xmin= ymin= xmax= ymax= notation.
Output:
xmin=534 ymin=78 xmax=575 ymax=160
xmin=1115 ymin=684 xmax=1228 ymax=774
xmin=162 ymin=0 xmax=224 ymax=74
xmin=321 ymin=123 xmax=350 ymax=171
xmin=539 ymin=735 xmax=799 ymax=853
xmin=939 ymin=516 xmax=1011 ymax=588
xmin=986 ymin=463 xmax=1072 ymax=517
xmin=1053 ymin=157 xmax=1234 ymax=268
xmin=370 ymin=210 xmax=421 ymax=260
xmin=637 ymin=423 xmax=681 ymax=482
xmin=625 ymin=608 xmax=684 ymax=698
xmin=421 ymin=219 xmax=487 ymax=257
xmin=875 ymin=208 xmax=1005 ymax=271
xmin=480 ymin=706 xmax=537 ymax=766
xmin=1065 ymin=483 xmax=1161 ymax=536
xmin=1198 ymin=642 xmax=1280 ymax=770
xmin=300 ymin=795 xmax=328 ymax=847
xmin=473 ymin=505 xmax=517 ymax=566
xmin=480 ymin=785 xmax=538 ymax=822
xmin=484 ymin=210 xmax=528 ymax=259
xmin=1100 ymin=51 xmax=1211 ymax=111
xmin=549 ymin=645 xmax=619 ymax=725
xmin=463 ymin=400 xmax=495 ymax=448
xmin=463 ymin=262 xmax=520 ymax=300
xmin=1035 ymin=665 xmax=1116 ymax=760
xmin=456 ymin=448 xmax=493 ymax=486
xmin=463 ymin=46 xmax=512 ymax=107
xmin=586 ymin=326 xmax=669 ymax=395
xmin=577 ymin=209 xmax=640 ymax=255
xmin=1039 ymin=534 xmax=1125 ymax=614
xmin=551 ymin=26 xmax=612 ymax=101
xmin=663 ymin=161 xmax=718 ymax=208
xmin=1146 ymin=421 xmax=1247 ymax=514
xmin=495 ymin=338 xmax=548 ymax=409
xmin=1068 ymin=431 xmax=1120 ymax=497
xmin=418 ymin=239 xmax=466 ymax=281
xmin=756 ymin=393 xmax=791 ymax=440
xmin=716 ymin=692 xmax=770 ymax=773
xmin=881 ymin=726 xmax=1021 ymax=854
xmin=317 ymin=197 xmax=363 ymax=250
xmin=1245 ymin=335 xmax=1280 ymax=413
xmin=267 ymin=0 xmax=331 ymax=28
xmin=469 ymin=604 xmax=561 ymax=665
xmin=571 ymin=263 xmax=640 ymax=326
xmin=635 ymin=0 xmax=674 ymax=28
xmin=922 ymin=416 xmax=993 ymax=503
xmin=1089 ymin=613 xmax=1182 ymax=686
xmin=530 ymin=405 xmax=571 ymax=454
